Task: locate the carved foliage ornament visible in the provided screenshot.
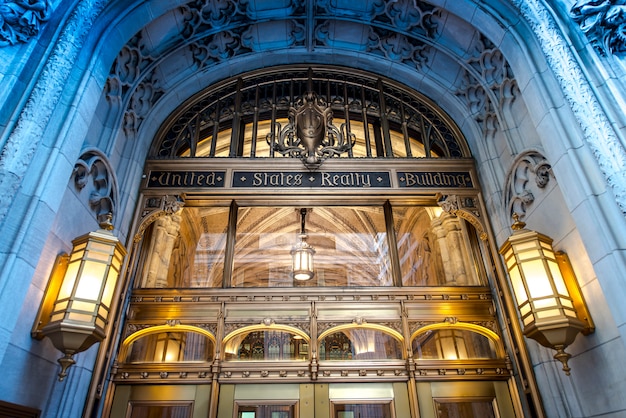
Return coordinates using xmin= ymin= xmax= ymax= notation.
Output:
xmin=571 ymin=0 xmax=626 ymax=56
xmin=0 ymin=0 xmax=51 ymax=46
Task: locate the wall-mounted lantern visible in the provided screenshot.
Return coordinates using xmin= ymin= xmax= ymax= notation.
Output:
xmin=32 ymin=215 xmax=126 ymax=381
xmin=499 ymin=214 xmax=594 ymax=375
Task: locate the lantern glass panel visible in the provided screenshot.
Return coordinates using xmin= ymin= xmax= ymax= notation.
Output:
xmin=74 ymin=261 xmax=107 ymax=300
xmin=101 ymin=269 xmax=118 ymax=307
xmin=87 ymin=241 xmax=114 ymax=260
xmin=70 ymin=243 xmax=87 ymax=260
xmin=520 ymin=259 xmax=554 ymax=298
xmin=548 ymin=261 xmax=569 ymax=295
xmin=536 ymin=309 xmax=562 ymax=319
xmin=57 ymin=263 xmax=80 ymax=301
xmin=534 ymin=297 xmax=557 ymax=308
xmin=514 ymin=240 xmax=539 ymax=255
xmin=507 ymin=263 xmax=528 ymax=306
xmin=68 ymin=312 xmax=94 ymax=323
xmin=519 ymin=303 xmax=531 ymax=317
xmin=71 ymin=300 xmax=96 ymax=312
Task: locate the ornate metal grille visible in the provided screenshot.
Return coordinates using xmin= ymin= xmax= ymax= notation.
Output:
xmin=152 ymin=66 xmax=467 ymax=159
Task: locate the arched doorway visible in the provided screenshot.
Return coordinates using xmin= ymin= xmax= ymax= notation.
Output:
xmin=105 ymin=67 xmax=522 ymax=418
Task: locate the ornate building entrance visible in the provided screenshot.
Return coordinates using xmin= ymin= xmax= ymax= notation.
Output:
xmin=104 ymin=67 xmax=523 ymax=418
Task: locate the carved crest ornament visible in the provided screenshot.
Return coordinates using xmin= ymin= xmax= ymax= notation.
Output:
xmin=270 ymin=90 xmax=355 ymax=168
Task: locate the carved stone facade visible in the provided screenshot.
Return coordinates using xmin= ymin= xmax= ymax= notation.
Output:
xmin=513 ymin=0 xmax=626 ymax=215
xmin=571 ymin=0 xmax=626 ymax=56
xmin=2 ymin=1 xmax=626 ymax=418
xmin=0 ymin=0 xmax=51 ymax=46
xmin=456 ymin=36 xmax=519 ymax=142
xmin=73 ymin=150 xmax=118 ymax=224
xmin=503 ymin=151 xmax=552 ymax=220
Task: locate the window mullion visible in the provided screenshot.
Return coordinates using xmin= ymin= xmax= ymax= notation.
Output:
xmin=223 ymin=201 xmax=238 ymax=288
xmin=384 ymin=201 xmax=403 ymax=287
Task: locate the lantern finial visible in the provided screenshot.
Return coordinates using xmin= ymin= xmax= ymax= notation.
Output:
xmin=511 ymin=212 xmax=526 ymax=230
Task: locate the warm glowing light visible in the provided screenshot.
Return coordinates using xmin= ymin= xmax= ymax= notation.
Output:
xmin=292 ymin=234 xmax=315 ymax=281
xmin=292 ymin=209 xmax=315 ymax=281
xmin=499 ymin=214 xmax=591 ymax=375
xmin=37 ymin=219 xmax=126 ymax=381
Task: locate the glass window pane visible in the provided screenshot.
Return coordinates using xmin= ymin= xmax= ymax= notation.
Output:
xmin=125 ymin=331 xmax=213 ymax=363
xmin=237 ymin=404 xmax=294 ymax=418
xmin=334 ymin=403 xmax=392 ymax=418
xmin=232 ymin=206 xmax=391 ymax=287
xmin=434 ymin=399 xmax=496 ymax=418
xmin=393 ymin=206 xmax=481 ymax=286
xmin=412 ymin=329 xmax=497 ymax=360
xmin=140 ymin=207 xmax=229 ymax=288
xmin=320 ymin=329 xmax=403 ymax=360
xmin=130 ymin=402 xmax=193 ymax=418
xmin=224 ymin=330 xmax=309 ymax=361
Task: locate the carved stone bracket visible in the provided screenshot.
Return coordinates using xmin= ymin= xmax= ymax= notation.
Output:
xmin=437 ymin=195 xmax=488 ymax=241
xmin=408 ymin=321 xmax=436 ymax=336
xmin=503 ymin=151 xmax=552 ymax=220
xmin=0 ymin=0 xmax=52 ymax=46
xmin=73 ymin=149 xmax=118 ymax=225
xmin=571 ymin=0 xmax=626 ymax=56
xmin=194 ymin=323 xmax=218 ymax=337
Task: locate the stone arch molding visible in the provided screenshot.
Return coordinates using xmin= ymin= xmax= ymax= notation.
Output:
xmin=3 ymin=0 xmax=626 ymax=235
xmin=503 ymin=150 xmax=552 ymax=221
xmin=73 ymin=149 xmax=119 ymax=225
xmin=513 ymin=0 xmax=626 ymax=215
xmin=105 ymin=0 xmax=520 ymax=149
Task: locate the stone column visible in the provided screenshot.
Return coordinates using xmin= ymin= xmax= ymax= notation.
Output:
xmin=141 ymin=213 xmax=182 ymax=288
xmin=431 ymin=213 xmax=476 ymax=285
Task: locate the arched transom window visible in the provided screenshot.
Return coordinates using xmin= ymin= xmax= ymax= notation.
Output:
xmin=152 ymin=67 xmax=469 ymax=160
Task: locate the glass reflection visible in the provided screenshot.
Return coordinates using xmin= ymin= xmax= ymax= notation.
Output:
xmin=224 ymin=331 xmax=309 ymax=361
xmin=125 ymin=331 xmax=213 ymax=363
xmin=136 ymin=204 xmax=487 ymax=289
xmin=393 ymin=206 xmax=482 ymax=286
xmin=412 ymin=329 xmax=497 ymax=360
xmin=319 ymin=329 xmax=403 ymax=360
xmin=232 ymin=207 xmax=391 ymax=287
xmin=139 ymin=207 xmax=229 ymax=288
